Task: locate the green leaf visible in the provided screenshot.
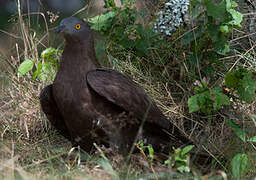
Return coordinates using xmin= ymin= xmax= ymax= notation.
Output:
xmin=104 ymin=0 xmax=116 ymax=8
xmin=220 ymin=25 xmax=230 ymax=34
xmin=225 ymin=71 xmax=241 ymax=88
xmin=237 ymin=74 xmax=256 ymax=102
xmin=194 ymin=86 xmax=203 ymax=92
xmin=225 ymin=68 xmax=256 ymax=102
xmin=203 ymin=0 xmax=229 ymax=22
xmin=170 ymin=146 xmax=192 ymax=173
xmin=177 ymin=166 xmax=190 ymax=173
xmin=41 ymin=47 xmax=62 ymax=60
xmin=212 ymin=87 xmax=231 ymax=111
xmin=135 ymin=38 xmax=149 ymax=55
xmin=88 ymin=11 xmax=117 ymax=32
xmin=164 ymin=159 xmax=170 ymax=166
xmin=188 ymin=89 xmax=214 ymax=115
xmin=231 ymin=0 xmax=238 ymax=8
xmin=232 ymin=153 xmax=250 ymax=179
xmin=18 ymin=59 xmax=34 ymax=76
xmin=247 ymin=136 xmax=256 ymax=142
xmin=207 ymin=22 xmax=220 ymax=42
xmin=97 ymin=159 xmax=119 ymax=180
xmin=32 ymin=61 xmax=42 ymax=79
xmin=215 ymin=40 xmax=230 ymax=55
xmin=227 ymin=9 xmax=243 ymax=27
xmin=38 ymin=62 xmax=56 ymax=81
xmin=181 ymin=26 xmax=203 ymax=45
xmin=190 ymin=0 xmax=202 ymax=17
xmin=226 ymin=0 xmax=243 ymax=27
xmin=237 ymin=86 xmax=255 ymax=103
xmin=207 ymin=22 xmax=230 ymax=55
xmin=190 ymin=0 xmax=201 ymax=6
xmin=197 ymin=91 xmax=212 ymax=114
xmin=225 ymin=0 xmax=232 ymax=11
xmin=188 ymin=94 xmax=201 ymax=113
xmin=147 ymin=145 xmax=154 ymax=163
xmin=226 ymin=119 xmax=246 ymax=142
xmin=41 ymin=47 xmax=56 ymax=58
xmin=181 ymin=145 xmax=194 ymax=156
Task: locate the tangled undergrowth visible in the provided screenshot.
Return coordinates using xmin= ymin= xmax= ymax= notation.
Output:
xmin=1 ymin=0 xmax=256 ymax=179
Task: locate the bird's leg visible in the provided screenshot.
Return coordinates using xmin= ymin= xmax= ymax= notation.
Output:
xmin=40 ymin=85 xmax=72 ymax=141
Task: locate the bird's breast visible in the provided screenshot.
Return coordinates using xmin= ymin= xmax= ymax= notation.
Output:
xmin=53 ymin=71 xmax=91 ymax=111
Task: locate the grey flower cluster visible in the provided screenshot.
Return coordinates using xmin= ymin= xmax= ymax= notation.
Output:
xmin=154 ymin=0 xmax=190 ymax=36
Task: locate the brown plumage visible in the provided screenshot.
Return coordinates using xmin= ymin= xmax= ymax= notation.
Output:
xmin=40 ymin=17 xmax=191 ymax=153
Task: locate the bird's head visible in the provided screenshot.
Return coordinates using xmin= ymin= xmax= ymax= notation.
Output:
xmin=56 ymin=17 xmax=91 ymax=42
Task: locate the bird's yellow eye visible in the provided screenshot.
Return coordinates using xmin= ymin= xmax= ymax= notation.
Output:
xmin=75 ymin=24 xmax=81 ymax=30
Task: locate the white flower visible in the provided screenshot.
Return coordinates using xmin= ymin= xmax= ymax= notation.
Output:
xmin=154 ymin=0 xmax=190 ymax=36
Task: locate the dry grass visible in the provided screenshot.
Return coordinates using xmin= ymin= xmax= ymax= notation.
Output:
xmin=0 ymin=5 xmax=195 ymax=180
xmin=0 ymin=53 xmax=232 ymax=179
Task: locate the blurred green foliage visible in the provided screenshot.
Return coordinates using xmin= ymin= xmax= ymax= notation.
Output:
xmin=188 ymin=83 xmax=231 ymax=115
xmin=164 ymin=145 xmax=194 ymax=173
xmin=88 ymin=0 xmax=160 ymax=57
xmin=225 ymin=67 xmax=256 ymax=103
xmin=18 ymin=47 xmax=62 ymax=81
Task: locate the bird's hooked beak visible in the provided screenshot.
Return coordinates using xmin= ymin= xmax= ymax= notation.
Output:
xmin=55 ymin=24 xmax=65 ymax=33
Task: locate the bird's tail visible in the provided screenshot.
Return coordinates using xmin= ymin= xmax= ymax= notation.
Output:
xmin=141 ymin=123 xmax=193 ymax=154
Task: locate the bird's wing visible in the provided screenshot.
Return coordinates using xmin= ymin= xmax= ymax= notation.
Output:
xmin=87 ymin=68 xmax=170 ymax=129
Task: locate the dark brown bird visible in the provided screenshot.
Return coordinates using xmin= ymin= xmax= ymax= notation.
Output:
xmin=40 ymin=17 xmax=191 ymax=154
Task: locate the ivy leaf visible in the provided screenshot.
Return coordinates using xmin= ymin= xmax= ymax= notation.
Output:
xmin=18 ymin=59 xmax=34 ymax=77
